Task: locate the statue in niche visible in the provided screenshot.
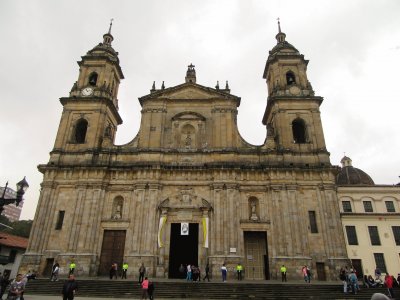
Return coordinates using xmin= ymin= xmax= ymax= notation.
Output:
xmin=250 ymin=200 xmax=259 ymax=221
xmin=185 ymin=134 xmax=192 ymax=147
xmin=112 ymin=202 xmax=122 ymax=219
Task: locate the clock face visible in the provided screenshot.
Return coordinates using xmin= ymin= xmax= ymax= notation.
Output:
xmin=82 ymin=87 xmax=94 ymax=96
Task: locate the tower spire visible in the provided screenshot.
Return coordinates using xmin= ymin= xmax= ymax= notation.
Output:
xmin=103 ymin=18 xmax=114 ymax=46
xmin=108 ymin=18 xmax=114 ymax=34
xmin=275 ymin=17 xmax=286 ymax=44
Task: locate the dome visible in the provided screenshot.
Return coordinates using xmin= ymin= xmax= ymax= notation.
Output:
xmin=336 ymin=156 xmax=375 ymax=185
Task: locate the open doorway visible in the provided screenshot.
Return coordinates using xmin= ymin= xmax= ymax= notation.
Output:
xmin=168 ymin=223 xmax=198 ymax=278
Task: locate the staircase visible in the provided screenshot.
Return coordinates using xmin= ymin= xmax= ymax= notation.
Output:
xmin=24 ymin=279 xmax=398 ymax=299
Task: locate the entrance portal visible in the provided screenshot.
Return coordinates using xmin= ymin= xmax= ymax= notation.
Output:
xmin=168 ymin=223 xmax=198 ymax=278
xmin=244 ymin=231 xmax=268 ymax=280
xmin=98 ymin=230 xmax=126 ymax=276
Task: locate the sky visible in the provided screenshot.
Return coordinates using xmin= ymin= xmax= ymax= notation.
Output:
xmin=1 ymin=0 xmax=400 ymax=220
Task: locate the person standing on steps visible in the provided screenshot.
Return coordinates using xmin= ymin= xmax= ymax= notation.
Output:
xmin=141 ymin=276 xmax=149 ymax=300
xmin=236 ymin=263 xmax=243 ymax=281
xmin=69 ymin=261 xmax=76 ymax=276
xmin=51 ymin=261 xmax=60 ymax=281
xmin=280 ymin=265 xmax=287 ymax=282
xmin=62 ymin=274 xmax=78 ymax=300
xmin=139 ymin=263 xmax=146 ymax=283
xmin=122 ymin=262 xmax=128 ymax=279
xmin=221 ymin=263 xmax=227 ymax=282
xmin=203 ymin=263 xmax=210 ymax=282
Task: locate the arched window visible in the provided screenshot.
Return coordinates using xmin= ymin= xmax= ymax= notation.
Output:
xmin=75 ymin=119 xmax=88 ymax=143
xmin=286 ymin=71 xmax=296 ymax=85
xmin=292 ymin=118 xmax=306 ymax=144
xmin=89 ymin=72 xmax=98 ymax=86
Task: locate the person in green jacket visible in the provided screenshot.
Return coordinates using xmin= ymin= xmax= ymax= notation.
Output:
xmin=236 ymin=263 xmax=243 ymax=280
xmin=280 ymin=265 xmax=287 ymax=282
xmin=69 ymin=261 xmax=76 ymax=276
xmin=122 ymin=262 xmax=128 ymax=279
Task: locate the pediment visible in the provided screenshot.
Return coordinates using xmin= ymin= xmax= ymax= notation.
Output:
xmin=158 ymin=190 xmax=212 ymax=211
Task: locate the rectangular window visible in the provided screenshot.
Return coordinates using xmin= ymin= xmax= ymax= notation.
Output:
xmin=309 ymin=211 xmax=318 ymax=233
xmin=345 ymin=226 xmax=358 ymax=245
xmin=363 ymin=201 xmax=373 ymax=212
xmin=342 ymin=201 xmax=352 ymax=212
xmin=385 ymin=201 xmax=395 ymax=212
xmin=374 ymin=253 xmax=387 ymax=273
xmin=368 ymin=226 xmax=381 ymax=245
xmin=55 ymin=210 xmax=65 ymax=230
xmin=8 ymin=249 xmax=17 ymax=263
xmin=392 ymin=226 xmax=400 ymax=245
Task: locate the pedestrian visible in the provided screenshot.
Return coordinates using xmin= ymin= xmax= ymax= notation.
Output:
xmin=139 ymin=263 xmax=146 ymax=283
xmin=148 ymin=280 xmax=155 ymax=300
xmin=62 ymin=274 xmax=78 ymax=300
xmin=203 ymin=263 xmax=210 ymax=282
xmin=69 ymin=261 xmax=76 ymax=276
xmin=186 ymin=264 xmax=192 ymax=281
xmin=374 ymin=267 xmax=381 ymax=281
xmin=141 ymin=276 xmax=149 ymax=300
xmin=221 ymin=263 xmax=227 ymax=282
xmin=122 ymin=262 xmax=128 ymax=279
xmin=110 ymin=262 xmax=118 ymax=279
xmin=179 ymin=264 xmax=185 ymax=279
xmin=339 ymin=267 xmax=347 ymax=293
xmin=385 ymin=274 xmax=395 ymax=299
xmin=348 ymin=270 xmax=358 ymax=294
xmin=236 ymin=263 xmax=243 ymax=280
xmin=301 ymin=266 xmax=308 ymax=283
xmin=0 ymin=272 xmax=10 ymax=299
xmin=51 ymin=261 xmax=60 ymax=281
xmin=8 ymin=273 xmax=25 ymax=300
xmin=280 ymin=265 xmax=287 ymax=282
xmin=306 ymin=266 xmax=312 ymax=283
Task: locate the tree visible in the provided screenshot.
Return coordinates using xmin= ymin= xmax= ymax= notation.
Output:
xmin=0 ymin=215 xmax=33 ymax=238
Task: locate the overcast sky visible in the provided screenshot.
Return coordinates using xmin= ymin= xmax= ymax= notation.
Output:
xmin=1 ymin=0 xmax=400 ymax=220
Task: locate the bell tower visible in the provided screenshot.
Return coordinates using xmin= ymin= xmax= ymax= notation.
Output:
xmin=51 ymin=21 xmax=124 ymax=163
xmin=262 ymin=20 xmax=330 ymax=166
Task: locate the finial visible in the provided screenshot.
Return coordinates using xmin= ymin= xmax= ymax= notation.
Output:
xmin=185 ymin=63 xmax=196 ymax=83
xmin=151 ymin=81 xmax=156 ymax=91
xmin=161 ymin=81 xmax=165 ymax=89
xmin=215 ymin=81 xmax=220 ymax=89
xmin=108 ymin=18 xmax=114 ymax=34
xmin=277 ymin=17 xmax=281 ymax=33
xmin=225 ymin=81 xmax=229 ymax=90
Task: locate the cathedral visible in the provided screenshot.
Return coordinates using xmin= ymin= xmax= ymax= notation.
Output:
xmin=20 ymin=22 xmax=349 ymax=280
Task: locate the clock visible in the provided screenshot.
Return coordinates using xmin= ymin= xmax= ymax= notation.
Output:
xmin=81 ymin=87 xmax=94 ymax=96
xmin=289 ymin=86 xmax=300 ymax=95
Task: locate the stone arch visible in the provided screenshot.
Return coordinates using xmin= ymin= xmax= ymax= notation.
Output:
xmin=89 ymin=72 xmax=98 ymax=86
xmin=286 ymin=71 xmax=296 ymax=85
xmin=74 ymin=118 xmax=88 ymax=144
xmin=292 ymin=118 xmax=307 ymax=144
xmin=111 ymin=196 xmax=124 ymax=219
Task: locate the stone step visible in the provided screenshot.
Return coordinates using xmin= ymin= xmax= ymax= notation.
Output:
xmin=23 ymin=279 xmax=399 ymax=299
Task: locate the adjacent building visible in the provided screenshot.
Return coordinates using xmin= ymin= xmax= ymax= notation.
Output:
xmin=0 ymin=232 xmax=28 ymax=279
xmin=337 ymin=156 xmax=400 ymax=277
xmin=20 ymin=23 xmax=350 ymax=280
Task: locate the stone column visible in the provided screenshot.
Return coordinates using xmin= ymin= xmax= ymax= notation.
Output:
xmin=131 ymin=184 xmax=146 ymax=253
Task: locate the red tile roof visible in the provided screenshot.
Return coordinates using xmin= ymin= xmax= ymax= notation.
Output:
xmin=0 ymin=232 xmax=28 ymax=249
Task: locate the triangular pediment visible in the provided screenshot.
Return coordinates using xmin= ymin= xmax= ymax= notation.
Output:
xmin=139 ymin=83 xmax=240 ymax=104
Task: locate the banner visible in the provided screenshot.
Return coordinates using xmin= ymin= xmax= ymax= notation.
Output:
xmin=181 ymin=222 xmax=189 ymax=235
xmin=202 ymin=217 xmax=209 ymax=248
xmin=157 ymin=215 xmax=167 ymax=248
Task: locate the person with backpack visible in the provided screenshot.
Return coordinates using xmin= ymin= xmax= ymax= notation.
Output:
xmin=348 ymin=270 xmax=358 ymax=294
xmin=147 ymin=280 xmax=155 ymax=300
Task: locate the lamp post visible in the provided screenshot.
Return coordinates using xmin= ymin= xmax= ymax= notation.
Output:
xmin=0 ymin=177 xmax=29 ymax=213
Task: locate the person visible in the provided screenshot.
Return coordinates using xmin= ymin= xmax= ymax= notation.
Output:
xmin=301 ymin=265 xmax=310 ymax=283
xmin=122 ymin=262 xmax=128 ymax=279
xmin=371 ymin=293 xmax=390 ymax=300
xmin=110 ymin=262 xmax=117 ymax=279
xmin=203 ymin=263 xmax=210 ymax=282
xmin=179 ymin=264 xmax=185 ymax=279
xmin=62 ymin=274 xmax=78 ymax=300
xmin=348 ymin=270 xmax=358 ymax=294
xmin=69 ymin=261 xmax=76 ymax=276
xmin=367 ymin=275 xmax=377 ymax=287
xmin=374 ymin=267 xmax=381 ymax=281
xmin=51 ymin=261 xmax=60 ymax=281
xmin=236 ymin=263 xmax=243 ymax=281
xmin=385 ymin=274 xmax=395 ymax=299
xmin=280 ymin=265 xmax=287 ymax=282
xmin=306 ymin=266 xmax=312 ymax=283
xmin=186 ymin=264 xmax=192 ymax=281
xmin=139 ymin=263 xmax=146 ymax=283
xmin=0 ymin=272 xmax=10 ymax=299
xmin=8 ymin=273 xmax=25 ymax=300
xmin=147 ymin=280 xmax=155 ymax=300
xmin=397 ymin=273 xmax=400 ymax=285
xmin=192 ymin=265 xmax=200 ymax=282
xmin=339 ymin=267 xmax=347 ymax=293
xmin=26 ymin=270 xmax=37 ymax=280
xmin=391 ymin=275 xmax=399 ymax=287
xmin=221 ymin=264 xmax=227 ymax=282
xmin=141 ymin=276 xmax=149 ymax=300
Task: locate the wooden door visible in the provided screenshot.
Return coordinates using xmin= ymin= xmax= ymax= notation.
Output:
xmin=316 ymin=262 xmax=326 ymax=281
xmin=244 ymin=231 xmax=267 ymax=280
xmin=351 ymin=259 xmax=364 ymax=278
xmin=98 ymin=230 xmax=126 ymax=276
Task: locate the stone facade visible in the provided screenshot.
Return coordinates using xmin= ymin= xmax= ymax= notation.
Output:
xmin=20 ymin=25 xmax=348 ymax=280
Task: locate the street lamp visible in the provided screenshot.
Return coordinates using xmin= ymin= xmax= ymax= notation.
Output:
xmin=0 ymin=177 xmax=29 ymax=213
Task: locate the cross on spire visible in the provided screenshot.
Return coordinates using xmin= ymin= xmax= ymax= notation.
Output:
xmin=108 ymin=18 xmax=114 ymax=34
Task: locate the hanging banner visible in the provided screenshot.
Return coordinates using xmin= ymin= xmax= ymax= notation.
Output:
xmin=157 ymin=215 xmax=167 ymax=248
xmin=202 ymin=217 xmax=209 ymax=248
xmin=181 ymin=222 xmax=189 ymax=235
